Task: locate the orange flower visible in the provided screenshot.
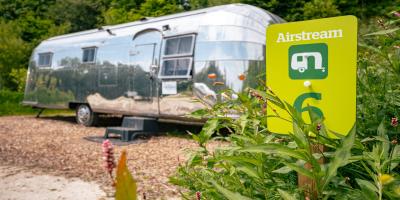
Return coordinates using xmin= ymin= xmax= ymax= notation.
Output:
xmin=238 ymin=73 xmax=246 ymax=81
xmin=207 ymin=73 xmax=217 ymax=79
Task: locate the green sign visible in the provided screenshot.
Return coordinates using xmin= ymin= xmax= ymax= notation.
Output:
xmin=266 ymin=16 xmax=357 ymax=136
xmin=289 ymin=43 xmax=328 ymax=79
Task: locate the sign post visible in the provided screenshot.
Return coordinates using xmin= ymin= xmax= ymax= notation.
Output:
xmin=266 ymin=16 xmax=357 ymax=136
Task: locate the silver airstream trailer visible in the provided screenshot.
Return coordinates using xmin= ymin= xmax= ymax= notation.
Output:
xmin=23 ymin=4 xmax=284 ymax=126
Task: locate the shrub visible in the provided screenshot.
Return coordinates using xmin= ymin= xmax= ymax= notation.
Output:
xmin=357 ymin=13 xmax=400 ymax=138
xmin=170 ymin=87 xmax=400 ymax=199
xmin=0 ymin=90 xmax=36 ymax=116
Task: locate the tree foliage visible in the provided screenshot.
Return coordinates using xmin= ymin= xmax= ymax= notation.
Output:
xmin=0 ymin=20 xmax=30 ymax=90
xmin=303 ymin=0 xmax=340 ymax=20
xmin=0 ymin=0 xmax=398 ymax=91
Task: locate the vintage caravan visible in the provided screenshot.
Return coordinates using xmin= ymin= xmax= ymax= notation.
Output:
xmin=23 ymin=4 xmax=284 ymax=126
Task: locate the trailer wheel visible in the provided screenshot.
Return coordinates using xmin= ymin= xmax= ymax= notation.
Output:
xmin=76 ymin=104 xmax=98 ymax=126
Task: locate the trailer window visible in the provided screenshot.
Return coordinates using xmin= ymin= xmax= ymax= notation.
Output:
xmin=160 ymin=34 xmax=195 ymax=79
xmin=160 ymin=58 xmax=192 ymax=77
xmin=82 ymin=47 xmax=97 ymax=63
xmin=38 ymin=53 xmax=53 ymax=67
xmin=163 ymin=35 xmax=194 ymax=57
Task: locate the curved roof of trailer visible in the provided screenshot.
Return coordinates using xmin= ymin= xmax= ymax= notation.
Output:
xmin=35 ymin=4 xmax=284 ymax=52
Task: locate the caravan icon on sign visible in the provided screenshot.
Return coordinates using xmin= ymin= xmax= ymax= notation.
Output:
xmin=289 ymin=43 xmax=328 ymax=79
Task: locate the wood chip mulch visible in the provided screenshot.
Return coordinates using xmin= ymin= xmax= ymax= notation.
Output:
xmin=0 ymin=116 xmax=224 ymax=199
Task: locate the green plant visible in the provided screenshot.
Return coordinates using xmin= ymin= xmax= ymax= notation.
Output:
xmin=170 ymin=86 xmax=400 ymax=200
xmin=351 ymin=121 xmax=400 ymax=200
xmin=357 ymin=13 xmax=400 ymax=138
xmin=169 ymin=12 xmax=400 ymax=200
xmin=0 ymin=90 xmax=36 ymax=115
xmin=9 ymin=68 xmax=27 ymax=92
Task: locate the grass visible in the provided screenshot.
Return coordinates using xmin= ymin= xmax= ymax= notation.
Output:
xmin=0 ymin=90 xmax=73 ymax=116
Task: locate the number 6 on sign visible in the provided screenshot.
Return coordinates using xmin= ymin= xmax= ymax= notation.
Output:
xmin=293 ymin=93 xmax=324 ymax=120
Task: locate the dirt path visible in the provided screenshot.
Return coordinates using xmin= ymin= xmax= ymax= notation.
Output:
xmin=0 ymin=165 xmax=107 ymax=200
xmin=0 ymin=116 xmax=222 ymax=199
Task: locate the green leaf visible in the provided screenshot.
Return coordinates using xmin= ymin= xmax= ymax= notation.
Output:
xmin=211 ymin=181 xmax=252 ymax=200
xmin=373 ymin=136 xmax=390 ymax=143
xmin=190 ymin=109 xmax=208 ymax=119
xmin=237 ymin=165 xmax=261 ymax=179
xmin=358 ymin=43 xmax=385 ymax=56
xmin=220 ymin=156 xmax=262 ymax=167
xmin=187 ymin=154 xmax=202 ymax=167
xmin=356 ymin=178 xmax=378 ymax=200
xmin=387 ymin=18 xmax=400 ymax=25
xmin=356 ymin=178 xmax=378 ymax=193
xmin=292 ymin=122 xmax=309 ymax=150
xmin=307 ymin=103 xmax=323 ymax=123
xmin=239 ymin=144 xmax=307 ymax=160
xmin=377 ymin=120 xmax=390 ymax=158
xmin=115 ymin=151 xmax=137 ymax=200
xmin=272 ymin=166 xmax=293 ymax=174
xmin=198 ymin=118 xmax=219 ymax=145
xmin=391 ymin=145 xmax=400 ymax=170
xmin=364 ymin=27 xmax=400 ymax=36
xmin=283 ymin=161 xmax=314 ymax=179
xmin=361 ymin=137 xmax=375 ymax=143
xmin=239 ymin=114 xmax=248 ymax=135
xmin=284 ymin=101 xmax=299 ymax=121
xmin=377 ymin=120 xmax=387 ymax=139
xmin=322 ymin=124 xmax=355 ymax=190
xmin=229 ymin=134 xmax=256 ymax=144
xmin=278 ymin=189 xmax=297 ymax=200
xmin=189 ymin=132 xmax=201 ymax=143
xmin=255 ymin=89 xmax=285 ymax=109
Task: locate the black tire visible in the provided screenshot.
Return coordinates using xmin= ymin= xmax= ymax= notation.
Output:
xmin=75 ymin=104 xmax=98 ymax=126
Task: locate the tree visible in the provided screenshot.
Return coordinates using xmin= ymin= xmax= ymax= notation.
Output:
xmin=140 ymin=0 xmax=183 ymax=17
xmin=0 ymin=0 xmax=55 ymax=21
xmin=102 ymin=0 xmax=183 ymax=25
xmin=0 ymin=21 xmax=30 ymax=90
xmin=303 ymin=0 xmax=340 ymax=20
xmin=46 ymin=0 xmax=103 ymax=32
xmin=102 ymin=7 xmax=142 ymax=25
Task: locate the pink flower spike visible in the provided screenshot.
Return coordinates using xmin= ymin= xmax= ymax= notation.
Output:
xmin=393 ymin=11 xmax=400 ymax=18
xmin=391 ymin=117 xmax=398 ymax=127
xmin=317 ymin=123 xmax=322 ymax=131
xmin=196 ymin=191 xmax=201 ymax=200
xmin=102 ymin=139 xmax=116 ymax=175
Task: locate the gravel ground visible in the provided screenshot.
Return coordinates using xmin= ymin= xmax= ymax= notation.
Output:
xmin=0 ymin=116 xmax=222 ymax=199
xmin=0 ymin=165 xmax=107 ymax=200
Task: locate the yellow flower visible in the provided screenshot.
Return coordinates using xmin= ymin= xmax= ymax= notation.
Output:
xmin=379 ymin=174 xmax=394 ymax=185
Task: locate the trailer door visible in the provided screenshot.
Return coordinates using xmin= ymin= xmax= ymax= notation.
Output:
xmin=128 ymin=30 xmax=162 ymax=116
xmin=158 ymin=34 xmax=202 ymax=118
